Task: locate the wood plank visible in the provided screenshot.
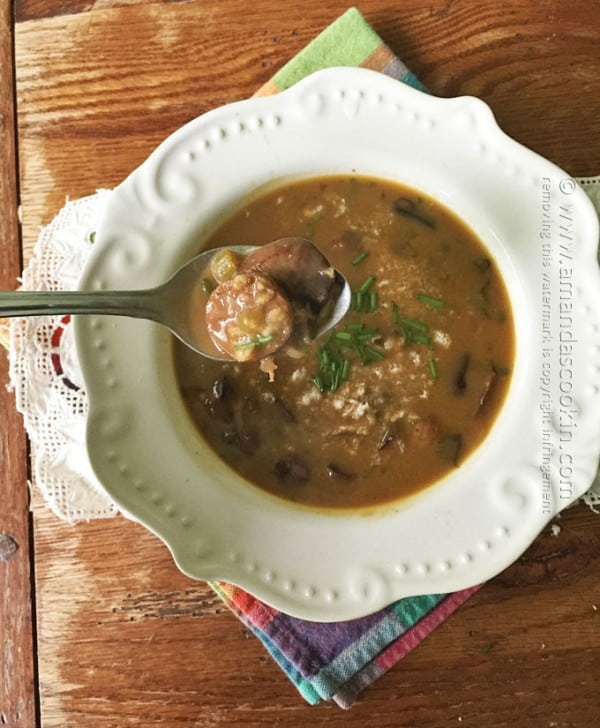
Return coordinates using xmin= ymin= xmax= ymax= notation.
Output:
xmin=31 ymin=504 xmax=599 ymax=727
xmin=0 ymin=0 xmax=38 ymax=725
xmin=15 ymin=0 xmax=173 ymax=24
xmin=10 ymin=0 xmax=600 ymax=725
xmin=14 ymin=0 xmax=600 ymax=258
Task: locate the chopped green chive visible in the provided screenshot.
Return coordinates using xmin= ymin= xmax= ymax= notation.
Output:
xmin=359 ymin=275 xmax=376 ymax=294
xmin=362 ymin=344 xmax=385 ymax=362
xmin=352 ymin=293 xmax=363 ymax=312
xmin=417 ymin=293 xmax=444 ymax=309
xmin=402 ymin=317 xmax=428 ymax=332
xmin=312 ymin=373 xmax=325 ymax=393
xmin=234 ymin=334 xmax=273 ymax=350
xmin=428 ymin=358 xmax=438 ymax=380
xmin=311 ymin=322 xmax=384 ymax=392
xmin=391 ymin=302 xmax=442 ymax=364
xmin=351 ymin=278 xmax=379 ymax=313
xmin=408 ymin=332 xmax=431 ymax=345
xmin=369 ymin=290 xmax=379 ymax=312
xmin=340 ymin=358 xmax=351 ymax=381
xmin=356 ymin=327 xmax=378 ymax=341
xmin=351 ymin=251 xmax=369 ymax=265
xmin=392 ymin=310 xmax=432 ymax=346
xmin=331 ymin=366 xmax=341 ymax=391
xmin=89 ymin=231 xmax=96 ymax=243
xmin=318 ymin=348 xmax=330 ymax=369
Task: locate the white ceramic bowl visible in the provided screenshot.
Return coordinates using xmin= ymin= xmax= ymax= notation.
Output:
xmin=75 ymin=67 xmax=600 ymax=621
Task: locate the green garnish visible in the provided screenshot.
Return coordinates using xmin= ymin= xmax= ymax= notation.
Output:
xmin=311 ymin=322 xmax=385 ymax=392
xmin=391 ymin=309 xmax=431 ymax=346
xmin=408 ymin=332 xmax=431 ymax=345
xmin=428 ymin=358 xmax=438 ymax=380
xmin=351 ymin=251 xmax=369 ymax=265
xmin=234 ymin=334 xmax=273 ymax=350
xmin=391 ymin=304 xmax=442 ymax=379
xmin=402 ymin=317 xmax=428 ymax=332
xmin=89 ymin=231 xmax=96 ymax=243
xmin=368 ymin=290 xmax=379 ymax=313
xmin=311 ymin=373 xmax=325 ymax=393
xmin=362 ymin=344 xmax=385 ymax=362
xmin=340 ymin=358 xmax=351 ymax=381
xmin=351 ymin=277 xmax=378 ymax=313
xmin=355 ymin=326 xmax=378 ymax=340
xmin=417 ymin=293 xmax=444 ymax=309
xmin=359 ymin=276 xmax=376 ymax=294
xmin=318 ymin=348 xmax=330 ymax=367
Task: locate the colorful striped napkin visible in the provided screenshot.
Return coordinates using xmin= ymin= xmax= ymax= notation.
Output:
xmin=209 ymin=7 xmax=480 ymax=708
xmin=212 ymin=582 xmax=479 ymax=707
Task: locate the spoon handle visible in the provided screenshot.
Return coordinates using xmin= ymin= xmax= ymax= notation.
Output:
xmin=0 ymin=289 xmax=162 ymax=321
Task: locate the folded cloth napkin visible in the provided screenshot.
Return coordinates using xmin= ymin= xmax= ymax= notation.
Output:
xmin=211 ymin=582 xmax=479 ymax=707
xmin=5 ymin=6 xmax=600 ymax=709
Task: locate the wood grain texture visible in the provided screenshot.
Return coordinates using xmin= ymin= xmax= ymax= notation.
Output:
xmin=31 ymin=505 xmax=599 ymax=727
xmin=0 ymin=1 xmax=38 ymax=726
xmin=6 ymin=0 xmax=600 ymax=725
xmin=14 ymin=0 xmax=600 ymax=258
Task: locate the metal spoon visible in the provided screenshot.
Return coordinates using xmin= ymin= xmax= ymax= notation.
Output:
xmin=0 ymin=243 xmax=351 ymax=360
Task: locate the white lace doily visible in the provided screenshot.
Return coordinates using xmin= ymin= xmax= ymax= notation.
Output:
xmin=7 ymin=182 xmax=600 ymax=522
xmin=8 ymin=191 xmax=117 ymax=520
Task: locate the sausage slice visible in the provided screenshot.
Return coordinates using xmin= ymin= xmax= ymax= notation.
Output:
xmin=205 ymin=271 xmax=293 ymax=361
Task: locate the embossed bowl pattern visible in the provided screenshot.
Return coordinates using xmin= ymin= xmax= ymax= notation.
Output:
xmin=75 ymin=68 xmax=600 ymax=621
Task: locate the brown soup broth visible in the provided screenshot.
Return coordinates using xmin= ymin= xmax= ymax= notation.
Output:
xmin=174 ymin=176 xmax=515 ymax=510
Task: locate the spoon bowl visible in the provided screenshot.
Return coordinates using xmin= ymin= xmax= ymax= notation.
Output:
xmin=0 ymin=241 xmax=351 ymax=360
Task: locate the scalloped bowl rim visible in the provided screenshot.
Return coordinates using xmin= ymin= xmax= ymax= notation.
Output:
xmin=74 ymin=67 xmax=600 ymax=621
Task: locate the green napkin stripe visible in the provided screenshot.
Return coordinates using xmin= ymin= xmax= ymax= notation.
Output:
xmin=399 ymin=69 xmax=430 ymax=93
xmin=271 ymin=7 xmax=381 ymax=91
xmin=391 ymin=592 xmax=444 ymax=622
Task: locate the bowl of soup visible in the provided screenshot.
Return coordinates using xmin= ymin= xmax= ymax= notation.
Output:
xmin=75 ymin=67 xmax=600 ymax=621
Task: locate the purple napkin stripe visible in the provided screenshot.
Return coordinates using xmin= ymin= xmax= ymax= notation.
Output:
xmin=212 ymin=582 xmax=476 ymax=706
xmin=269 ymin=608 xmax=395 ymax=673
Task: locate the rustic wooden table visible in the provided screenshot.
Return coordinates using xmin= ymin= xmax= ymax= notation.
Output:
xmin=1 ymin=1 xmax=599 ymax=726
